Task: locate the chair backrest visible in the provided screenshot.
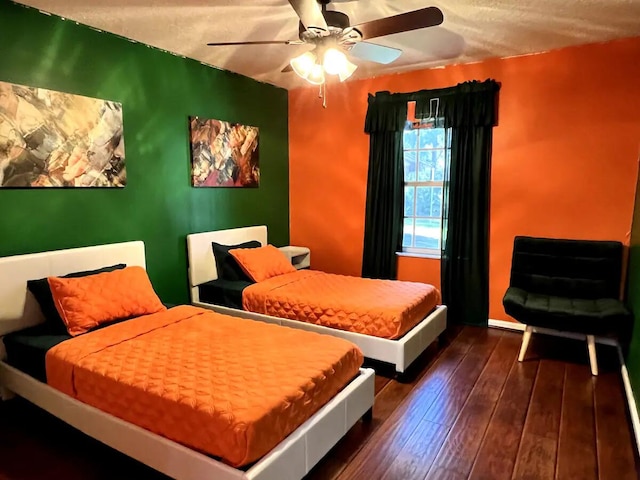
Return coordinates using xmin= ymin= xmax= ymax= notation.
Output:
xmin=509 ymin=236 xmax=623 ymax=299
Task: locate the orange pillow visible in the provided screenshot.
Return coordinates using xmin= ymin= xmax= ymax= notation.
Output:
xmin=229 ymin=244 xmax=297 ymax=282
xmin=48 ymin=266 xmax=166 ymax=336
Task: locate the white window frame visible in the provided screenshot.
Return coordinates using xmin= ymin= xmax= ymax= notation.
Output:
xmin=401 ymin=122 xmax=449 ymax=258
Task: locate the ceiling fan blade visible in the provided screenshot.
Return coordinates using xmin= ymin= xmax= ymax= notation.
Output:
xmin=349 ymin=42 xmax=402 ymax=64
xmin=288 ymin=0 xmax=328 ymax=32
xmin=352 ymin=6 xmax=444 ymax=40
xmin=281 ymin=64 xmax=294 ymax=73
xmin=207 ymin=40 xmax=302 ymax=46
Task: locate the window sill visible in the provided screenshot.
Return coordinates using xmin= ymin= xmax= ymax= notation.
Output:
xmin=396 ymin=251 xmax=441 ymax=260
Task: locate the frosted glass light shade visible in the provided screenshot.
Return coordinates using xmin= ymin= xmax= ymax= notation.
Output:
xmin=290 ymin=51 xmax=316 ymax=79
xmin=306 ymin=63 xmax=325 ymax=85
xmin=338 ymin=58 xmax=357 ymax=82
xmin=323 ymin=48 xmax=347 ymax=75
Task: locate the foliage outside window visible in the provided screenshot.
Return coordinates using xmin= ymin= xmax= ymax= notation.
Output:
xmin=402 ymin=118 xmax=451 ymax=256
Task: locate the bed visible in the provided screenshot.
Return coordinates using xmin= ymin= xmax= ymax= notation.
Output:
xmin=187 ymin=226 xmax=448 ymax=374
xmin=0 ymin=241 xmax=375 ymax=480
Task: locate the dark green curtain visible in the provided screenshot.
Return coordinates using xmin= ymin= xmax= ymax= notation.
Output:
xmin=363 ymin=80 xmax=500 ymax=325
xmin=440 ymin=82 xmax=499 ymax=325
xmin=361 ymin=94 xmax=407 ymax=279
xmin=441 ymin=124 xmax=492 ymax=324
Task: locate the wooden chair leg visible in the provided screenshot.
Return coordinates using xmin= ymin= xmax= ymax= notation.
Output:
xmin=0 ymin=386 xmax=15 ymax=401
xmin=518 ymin=326 xmax=533 ymax=362
xmin=587 ymin=335 xmax=598 ymax=376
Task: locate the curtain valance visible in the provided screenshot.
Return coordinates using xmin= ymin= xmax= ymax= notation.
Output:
xmin=364 ymin=79 xmax=500 ymax=133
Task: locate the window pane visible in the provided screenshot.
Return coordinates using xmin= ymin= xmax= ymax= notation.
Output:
xmin=431 ymin=186 xmax=443 ymax=217
xmin=416 ymin=186 xmax=433 ymax=217
xmin=418 ymin=150 xmax=436 ymax=181
xmin=402 ymin=217 xmax=414 ymax=248
xmin=403 ymin=150 xmax=416 ymax=181
xmin=434 ymin=150 xmax=445 ymax=181
xmin=404 ymin=186 xmax=414 ymax=216
xmin=403 ymin=129 xmax=418 ymax=150
xmin=419 ymin=128 xmax=445 ymax=149
xmin=415 ymin=218 xmax=441 ymax=249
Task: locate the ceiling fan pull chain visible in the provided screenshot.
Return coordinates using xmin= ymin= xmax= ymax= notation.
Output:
xmin=317 ymin=83 xmax=327 ymax=108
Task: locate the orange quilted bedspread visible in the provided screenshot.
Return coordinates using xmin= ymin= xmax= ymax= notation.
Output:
xmin=243 ymin=271 xmax=441 ymax=339
xmin=45 ymin=305 xmax=363 ymax=467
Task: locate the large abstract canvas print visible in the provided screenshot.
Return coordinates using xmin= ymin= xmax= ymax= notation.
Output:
xmin=189 ymin=116 xmax=259 ymax=187
xmin=0 ymin=81 xmax=125 ymax=187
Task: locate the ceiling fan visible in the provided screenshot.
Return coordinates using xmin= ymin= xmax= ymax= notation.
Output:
xmin=207 ymin=0 xmax=444 ymax=85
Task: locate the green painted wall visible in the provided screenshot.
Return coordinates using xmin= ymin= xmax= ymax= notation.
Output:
xmin=626 ymin=168 xmax=640 ymax=404
xmin=0 ymin=1 xmax=289 ymax=304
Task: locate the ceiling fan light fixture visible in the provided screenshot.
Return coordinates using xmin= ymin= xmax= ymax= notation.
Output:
xmin=207 ymin=2 xmax=447 ymax=92
xmin=290 ymin=51 xmax=317 ymax=79
xmin=306 ymin=63 xmax=326 ymax=85
xmin=323 ymin=47 xmax=347 ymax=75
xmin=338 ymin=58 xmax=357 ymax=82
xmin=338 ymin=60 xmax=358 ymax=82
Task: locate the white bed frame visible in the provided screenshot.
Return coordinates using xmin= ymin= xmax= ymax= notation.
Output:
xmin=187 ymin=226 xmax=448 ymax=374
xmin=0 ymin=241 xmax=375 ymax=480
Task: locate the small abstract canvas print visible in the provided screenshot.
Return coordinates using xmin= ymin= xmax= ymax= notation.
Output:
xmin=0 ymin=81 xmax=125 ymax=187
xmin=189 ymin=116 xmax=259 ymax=187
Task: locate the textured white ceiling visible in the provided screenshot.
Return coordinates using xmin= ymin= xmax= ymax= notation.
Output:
xmin=16 ymin=0 xmax=640 ymax=90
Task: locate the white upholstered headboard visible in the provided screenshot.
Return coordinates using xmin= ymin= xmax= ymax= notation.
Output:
xmin=0 ymin=241 xmax=146 ymax=338
xmin=186 ymin=225 xmax=267 ymax=300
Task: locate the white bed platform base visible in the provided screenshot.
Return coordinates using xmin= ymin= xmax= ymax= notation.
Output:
xmin=0 ymin=361 xmax=374 ymax=480
xmin=0 ymin=240 xmax=376 ymax=480
xmin=187 ymin=226 xmax=448 ymax=374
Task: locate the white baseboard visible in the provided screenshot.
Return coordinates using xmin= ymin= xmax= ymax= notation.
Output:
xmin=619 ymin=348 xmax=640 ymax=458
xmin=488 ymin=318 xmax=640 ymax=457
xmin=488 ymin=319 xmax=525 ymax=332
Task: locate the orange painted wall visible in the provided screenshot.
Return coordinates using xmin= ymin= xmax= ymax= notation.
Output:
xmin=289 ymin=37 xmax=640 ymax=321
xmin=397 ymin=256 xmax=441 ymax=291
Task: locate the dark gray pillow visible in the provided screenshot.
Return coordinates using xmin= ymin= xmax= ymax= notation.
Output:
xmin=212 ymin=241 xmax=261 ymax=282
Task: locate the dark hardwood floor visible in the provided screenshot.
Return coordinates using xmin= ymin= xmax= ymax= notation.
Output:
xmin=0 ymin=326 xmax=637 ymax=480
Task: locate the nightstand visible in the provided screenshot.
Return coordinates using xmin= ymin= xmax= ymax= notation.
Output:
xmin=278 ymin=246 xmax=311 ymax=270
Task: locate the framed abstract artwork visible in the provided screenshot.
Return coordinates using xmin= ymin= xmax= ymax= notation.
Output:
xmin=189 ymin=116 xmax=259 ymax=188
xmin=0 ymin=81 xmax=125 ymax=187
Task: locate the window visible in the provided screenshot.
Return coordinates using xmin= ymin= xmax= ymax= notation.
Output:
xmin=402 ymin=119 xmax=451 ymax=256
